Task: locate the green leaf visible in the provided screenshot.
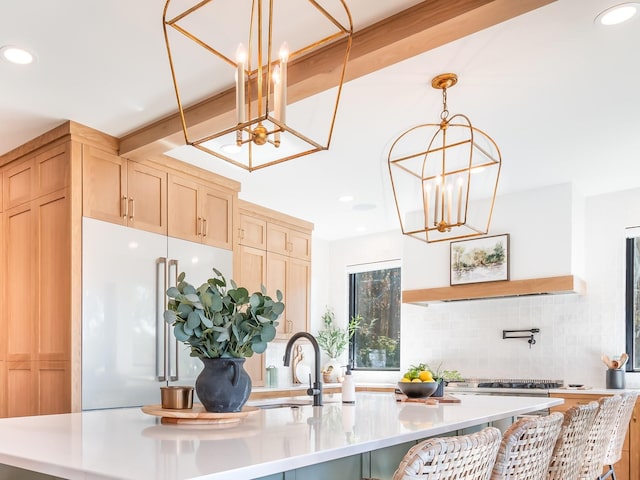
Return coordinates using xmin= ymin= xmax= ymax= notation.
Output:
xmin=186 ymin=310 xmax=201 ymax=330
xmin=163 ymin=310 xmax=177 ymax=324
xmin=166 ymin=286 xmax=180 ymax=298
xmin=252 ymin=340 xmax=268 ymax=354
xmin=177 ymin=303 xmax=193 ymax=318
xmin=199 ymin=311 xmax=213 ymax=328
xmin=173 ymin=323 xmax=190 ymax=342
xmin=183 ymin=284 xmax=196 ymax=295
xmin=276 ymin=290 xmax=283 ymax=302
xmin=260 ymin=324 xmax=276 ymax=342
xmin=177 ymin=272 xmax=185 ymax=283
xmin=272 ymin=302 xmax=285 ymax=315
xmin=249 ymin=293 xmax=262 ymax=309
xmin=211 ymin=294 xmax=223 ymax=312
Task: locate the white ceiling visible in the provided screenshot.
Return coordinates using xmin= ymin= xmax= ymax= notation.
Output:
xmin=2 ymin=0 xmax=639 ymax=240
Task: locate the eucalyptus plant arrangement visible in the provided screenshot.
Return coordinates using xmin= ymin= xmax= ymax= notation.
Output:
xmin=163 ymin=268 xmax=284 ymax=359
xmin=316 ymin=307 xmax=359 ymax=359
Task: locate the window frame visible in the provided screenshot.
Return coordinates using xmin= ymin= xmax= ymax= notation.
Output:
xmin=625 ymin=231 xmax=640 ymax=372
xmin=347 ymin=260 xmax=401 ymax=372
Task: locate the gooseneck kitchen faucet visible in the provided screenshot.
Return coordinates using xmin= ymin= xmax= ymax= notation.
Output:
xmin=283 ymin=332 xmax=323 ymax=406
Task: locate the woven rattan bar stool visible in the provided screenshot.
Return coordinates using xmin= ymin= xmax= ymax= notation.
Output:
xmin=490 ymin=412 xmax=563 ymax=480
xmin=577 ymin=394 xmax=623 ymax=480
xmin=598 ymin=391 xmax=639 ymax=480
xmin=390 ymin=426 xmax=502 ymax=480
xmin=547 ymin=401 xmax=598 ymax=480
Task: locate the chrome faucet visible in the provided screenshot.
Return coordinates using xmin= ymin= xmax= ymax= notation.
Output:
xmin=283 ymin=332 xmax=323 ymax=406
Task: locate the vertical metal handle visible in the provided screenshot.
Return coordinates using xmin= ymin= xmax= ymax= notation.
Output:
xmin=287 ymin=319 xmax=293 ymax=333
xmin=129 ymin=198 xmax=135 ymax=221
xmin=197 ymin=217 xmax=202 ymax=236
xmin=238 ymin=228 xmax=245 ymax=240
xmin=155 ymin=257 xmax=167 ymax=382
xmin=121 ymin=196 xmax=128 ymax=218
xmin=168 ymin=259 xmax=180 ymax=381
xmin=203 ymin=218 xmax=208 ymax=237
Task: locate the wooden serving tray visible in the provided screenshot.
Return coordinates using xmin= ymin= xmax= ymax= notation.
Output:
xmin=141 ymin=404 xmax=259 ymax=425
xmin=395 ymin=394 xmax=462 ymax=405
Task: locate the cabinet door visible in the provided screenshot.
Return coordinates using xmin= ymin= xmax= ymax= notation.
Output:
xmin=287 ymin=258 xmax=311 ymax=334
xmin=266 ymin=223 xmax=290 ymax=256
xmin=238 ymin=213 xmax=267 ymax=249
xmin=0 ymin=361 xmax=4 ymax=417
xmin=35 ymin=143 xmax=69 ymax=197
xmin=267 ymin=253 xmax=289 ymax=337
xmin=5 ymin=361 xmax=37 ymax=418
xmin=200 ymin=185 xmax=233 ymax=249
xmin=168 ymin=174 xmax=200 ymax=243
xmin=288 ymin=229 xmax=311 ymax=260
xmin=37 ymin=190 xmax=70 ymax=361
xmin=38 ymin=361 xmax=71 ymax=415
xmin=3 ymin=158 xmax=33 ymax=210
xmin=82 ymin=146 xmax=127 ymax=224
xmin=3 ymin=203 xmax=36 ymax=362
xmin=127 ymin=161 xmax=167 ymax=235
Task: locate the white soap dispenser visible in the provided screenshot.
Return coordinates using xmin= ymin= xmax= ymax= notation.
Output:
xmin=342 ymin=363 xmax=356 ymax=404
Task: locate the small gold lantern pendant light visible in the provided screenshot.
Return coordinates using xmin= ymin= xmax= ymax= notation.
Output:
xmin=387 ymin=73 xmax=502 ymax=243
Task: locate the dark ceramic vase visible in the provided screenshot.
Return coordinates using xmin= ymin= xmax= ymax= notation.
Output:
xmin=196 ymin=357 xmax=252 ymax=412
xmin=433 ymin=380 xmax=445 ymax=398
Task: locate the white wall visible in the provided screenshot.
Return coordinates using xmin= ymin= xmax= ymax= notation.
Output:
xmin=310 ymin=184 xmax=640 ymax=388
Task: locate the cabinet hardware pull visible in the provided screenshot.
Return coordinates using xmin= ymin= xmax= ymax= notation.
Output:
xmin=239 ymin=228 xmax=244 ymax=240
xmin=197 ymin=217 xmax=202 ymax=236
xmin=203 ymin=218 xmax=208 ymax=237
xmin=287 ymin=319 xmax=293 ymax=333
xmin=156 ymin=257 xmax=168 ymax=382
xmin=129 ymin=198 xmax=135 ymax=221
xmin=122 ymin=196 xmax=128 ymax=218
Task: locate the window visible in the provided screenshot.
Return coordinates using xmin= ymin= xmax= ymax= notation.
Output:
xmin=626 ymin=229 xmax=640 ymax=371
xmin=348 ymin=263 xmax=401 ymax=371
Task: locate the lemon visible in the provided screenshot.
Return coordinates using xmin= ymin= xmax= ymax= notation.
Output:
xmin=418 ymin=371 xmax=434 ymax=382
xmin=400 ymin=377 xmax=411 ymax=383
xmin=411 ymin=378 xmax=422 ymax=383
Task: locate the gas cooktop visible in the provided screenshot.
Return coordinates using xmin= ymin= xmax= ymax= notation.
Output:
xmin=476 ymin=381 xmax=564 ymax=389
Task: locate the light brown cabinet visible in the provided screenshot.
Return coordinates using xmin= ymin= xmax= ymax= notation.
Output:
xmin=550 ymin=392 xmax=639 ymax=480
xmin=2 ymin=138 xmax=72 ymax=418
xmin=235 ymin=201 xmax=313 ymax=386
xmin=83 ymin=146 xmax=167 ymax=235
xmin=168 ymin=174 xmax=233 ymax=250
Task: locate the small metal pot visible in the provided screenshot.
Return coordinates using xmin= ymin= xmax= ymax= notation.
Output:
xmin=160 ymin=386 xmax=194 ymax=409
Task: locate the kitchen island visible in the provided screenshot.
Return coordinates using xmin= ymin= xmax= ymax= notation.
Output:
xmin=0 ymin=392 xmax=562 ymax=480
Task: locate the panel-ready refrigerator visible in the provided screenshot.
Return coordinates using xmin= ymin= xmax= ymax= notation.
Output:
xmin=82 ymin=217 xmax=232 ymax=410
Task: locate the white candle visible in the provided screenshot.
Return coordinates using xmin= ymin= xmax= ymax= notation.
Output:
xmin=236 ymin=44 xmax=246 ymax=125
xmin=456 ymin=178 xmax=463 ymax=224
xmin=279 ymin=43 xmax=288 ymax=124
xmin=423 ymin=184 xmax=431 ymax=227
xmin=434 ymin=177 xmax=440 ymax=224
xmin=447 ymin=184 xmax=453 ymax=225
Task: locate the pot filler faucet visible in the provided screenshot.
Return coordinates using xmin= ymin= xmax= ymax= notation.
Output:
xmin=283 ymin=332 xmax=323 ymax=406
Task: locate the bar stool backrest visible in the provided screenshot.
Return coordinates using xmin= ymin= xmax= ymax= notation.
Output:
xmin=490 ymin=412 xmax=563 ymax=480
xmin=577 ymin=394 xmax=623 ymax=480
xmin=547 ymin=401 xmax=598 ymax=480
xmin=392 ymin=426 xmax=502 ymax=480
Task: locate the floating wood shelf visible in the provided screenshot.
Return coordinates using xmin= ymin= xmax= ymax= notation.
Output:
xmin=403 ymin=275 xmax=585 ymax=305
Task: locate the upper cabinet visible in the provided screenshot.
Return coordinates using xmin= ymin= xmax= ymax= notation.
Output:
xmin=266 ymin=223 xmax=311 ymax=261
xmin=3 ymin=144 xmax=69 ymax=210
xmin=168 ymin=174 xmax=233 ymax=250
xmin=82 ymin=146 xmax=167 ymax=235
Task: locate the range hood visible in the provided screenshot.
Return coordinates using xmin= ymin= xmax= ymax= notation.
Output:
xmin=403 ymin=275 xmax=585 ymax=306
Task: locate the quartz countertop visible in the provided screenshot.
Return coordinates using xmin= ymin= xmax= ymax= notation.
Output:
xmin=0 ymin=393 xmax=562 ymax=480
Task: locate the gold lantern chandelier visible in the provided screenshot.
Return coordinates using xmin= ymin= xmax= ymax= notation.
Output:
xmin=387 ymin=73 xmax=502 ymax=243
xmin=162 ymin=0 xmax=353 ymax=172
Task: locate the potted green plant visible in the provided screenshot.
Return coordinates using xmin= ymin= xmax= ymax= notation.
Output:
xmin=316 ymin=307 xmax=359 ymax=381
xmin=164 ymin=267 xmax=284 ymax=412
xmin=425 ymin=362 xmax=464 ymax=397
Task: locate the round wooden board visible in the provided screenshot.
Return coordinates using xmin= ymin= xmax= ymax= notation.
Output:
xmin=141 ymin=404 xmax=259 ymax=425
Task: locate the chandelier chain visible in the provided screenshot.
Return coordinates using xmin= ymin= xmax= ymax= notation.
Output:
xmin=440 ymin=87 xmax=449 ymax=120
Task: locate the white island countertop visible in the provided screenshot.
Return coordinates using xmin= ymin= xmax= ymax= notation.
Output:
xmin=0 ymin=393 xmax=562 ymax=480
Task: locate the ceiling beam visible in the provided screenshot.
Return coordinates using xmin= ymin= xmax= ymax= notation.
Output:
xmin=119 ymin=0 xmax=555 ymax=159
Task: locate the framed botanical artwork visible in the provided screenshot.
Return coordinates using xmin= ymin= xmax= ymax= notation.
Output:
xmin=450 ymin=234 xmax=509 ymax=286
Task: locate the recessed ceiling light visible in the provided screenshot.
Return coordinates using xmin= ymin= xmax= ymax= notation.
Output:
xmin=1 ymin=45 xmax=35 ymax=65
xmin=339 ymin=195 xmax=354 ymax=202
xmin=595 ymin=3 xmax=639 ymax=25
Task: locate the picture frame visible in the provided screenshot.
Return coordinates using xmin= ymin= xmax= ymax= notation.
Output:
xmin=450 ymin=234 xmax=510 ymax=286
